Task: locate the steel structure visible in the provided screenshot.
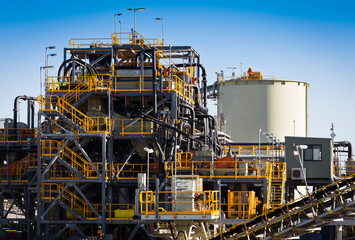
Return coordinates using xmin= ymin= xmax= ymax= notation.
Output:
xmin=0 ymin=31 xmax=354 ymax=240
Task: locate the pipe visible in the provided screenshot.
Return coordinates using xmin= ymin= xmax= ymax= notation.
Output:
xmin=334 ymin=141 xmax=353 ymax=161
xmin=196 ymin=114 xmax=215 ymax=137
xmin=13 ymin=96 xmax=36 ymax=129
xmin=175 ymin=63 xmax=208 ymax=108
xmin=196 ymin=114 xmax=223 ymax=154
xmin=57 ymin=58 xmax=98 ymax=79
xmin=191 ymin=86 xmax=208 ymax=114
xmin=27 ymin=100 xmax=31 ymax=128
xmin=152 ymin=48 xmax=157 ymax=116
xmin=30 ymin=101 xmax=35 ymax=129
xmin=180 ymin=103 xmax=195 ymax=137
xmin=134 ymin=51 xmax=151 ymax=67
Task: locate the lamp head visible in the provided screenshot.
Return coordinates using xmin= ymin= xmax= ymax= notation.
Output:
xmin=41 ymin=66 xmax=54 ymax=70
xmin=144 ymin=147 xmax=153 ymax=153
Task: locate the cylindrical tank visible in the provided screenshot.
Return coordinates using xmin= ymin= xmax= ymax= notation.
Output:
xmin=217 ymin=75 xmax=309 ymax=142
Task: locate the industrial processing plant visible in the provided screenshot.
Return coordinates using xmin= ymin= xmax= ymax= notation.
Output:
xmin=1 ymin=9 xmax=355 ymax=240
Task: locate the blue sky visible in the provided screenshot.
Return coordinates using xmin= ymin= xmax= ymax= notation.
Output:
xmin=1 ymin=0 xmax=355 ymax=144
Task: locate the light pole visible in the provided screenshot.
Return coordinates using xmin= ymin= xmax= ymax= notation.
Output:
xmin=263 ymin=132 xmax=274 ymax=161
xmin=127 ymin=8 xmax=145 ymax=37
xmin=144 ymin=147 xmax=153 ymax=190
xmin=114 ymin=13 xmax=123 ymax=34
xmin=45 ymin=46 xmax=56 ymax=79
xmin=119 ymin=20 xmax=122 ymax=40
xmin=40 ymin=66 xmax=53 ymax=95
xmin=258 ymin=129 xmax=261 ymax=170
xmin=155 ymin=17 xmax=164 ymax=43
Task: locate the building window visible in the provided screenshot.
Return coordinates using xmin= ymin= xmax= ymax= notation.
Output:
xmin=303 ymin=145 xmax=322 ymax=161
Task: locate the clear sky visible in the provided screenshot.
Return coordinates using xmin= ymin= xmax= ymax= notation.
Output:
xmin=1 ymin=0 xmax=355 ymax=144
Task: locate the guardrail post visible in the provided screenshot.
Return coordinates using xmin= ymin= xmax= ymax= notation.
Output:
xmin=155 ymin=178 xmax=159 ymax=219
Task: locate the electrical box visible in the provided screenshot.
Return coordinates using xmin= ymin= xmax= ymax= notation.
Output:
xmin=172 ymin=175 xmax=202 ymax=212
xmin=138 ymin=173 xmax=146 ymax=191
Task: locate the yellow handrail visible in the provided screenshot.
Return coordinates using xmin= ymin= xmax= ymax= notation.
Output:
xmin=139 ymin=190 xmax=220 ymax=217
xmin=38 ymin=95 xmax=109 ymax=134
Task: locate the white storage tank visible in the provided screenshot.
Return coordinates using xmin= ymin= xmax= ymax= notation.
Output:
xmin=217 ymin=69 xmax=309 ymax=142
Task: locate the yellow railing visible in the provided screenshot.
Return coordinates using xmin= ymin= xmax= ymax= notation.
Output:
xmin=89 ymin=117 xmax=111 ymax=134
xmin=334 ymin=161 xmax=355 ymax=177
xmin=167 ymin=160 xmax=274 ymax=179
xmin=113 ymin=118 xmax=153 ymax=136
xmin=112 ymin=74 xmax=195 ymax=103
xmin=41 ymin=183 xmax=100 ymax=220
xmin=13 ymin=153 xmax=37 ymax=180
xmin=223 ymin=144 xmax=284 ymax=156
xmin=69 ymin=38 xmax=113 ymax=48
xmin=38 ymin=95 xmax=109 ymax=134
xmin=41 ymin=183 xmax=134 ymax=221
xmin=0 ymin=153 xmax=37 ymax=183
xmin=41 ymin=139 xmax=62 ymax=158
xmin=46 ymin=74 xmax=111 ymax=94
xmin=169 ymin=75 xmax=195 ymax=103
xmin=265 ymin=162 xmax=286 ymax=211
xmin=41 ymin=140 xmax=101 ymax=179
xmin=41 ymin=140 xmax=153 ymax=181
xmin=39 ymin=95 xmax=94 ymax=130
xmin=139 ymin=190 xmax=219 ymax=217
xmin=176 ymin=152 xmax=193 ymax=169
xmin=129 ymin=32 xmax=164 ymax=47
xmin=111 ymin=163 xmax=148 ymax=180
xmin=69 ymin=32 xmax=163 ymax=49
xmin=0 ymin=128 xmax=36 ymax=144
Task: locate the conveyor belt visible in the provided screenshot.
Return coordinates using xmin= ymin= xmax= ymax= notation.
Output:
xmin=208 ymin=175 xmax=355 ymax=240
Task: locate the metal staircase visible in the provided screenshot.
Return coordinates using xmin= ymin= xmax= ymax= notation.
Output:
xmin=41 ymin=183 xmax=101 ymax=221
xmin=41 ymin=139 xmax=101 ymax=180
xmin=266 ymin=162 xmax=286 ymax=210
xmin=39 ymin=95 xmax=109 ymax=134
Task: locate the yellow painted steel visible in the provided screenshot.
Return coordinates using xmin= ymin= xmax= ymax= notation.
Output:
xmin=42 ymin=139 xmax=100 ymax=180
xmin=113 ymin=118 xmax=153 ymax=136
xmin=139 ymin=190 xmax=220 ymax=217
xmin=41 ymin=183 xmax=134 ymax=221
xmin=38 ymin=95 xmax=110 ymax=134
xmin=167 ymin=159 xmax=285 ymax=181
xmin=46 ymin=74 xmax=111 ymax=94
xmin=0 ymin=153 xmax=36 ymax=183
xmin=227 ymin=191 xmax=257 ymax=219
xmin=223 ymin=144 xmax=284 ymax=156
xmin=0 ymin=127 xmax=36 ymax=144
xmin=265 ymin=162 xmax=287 ymax=211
